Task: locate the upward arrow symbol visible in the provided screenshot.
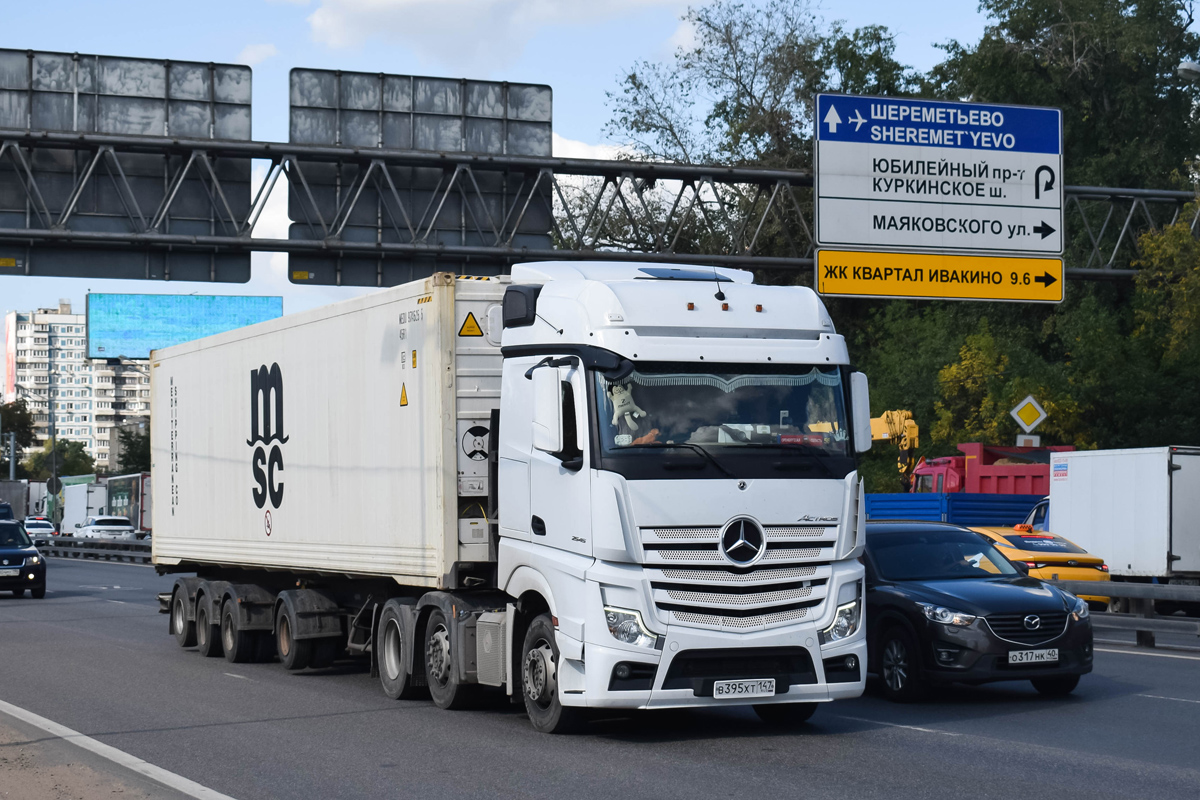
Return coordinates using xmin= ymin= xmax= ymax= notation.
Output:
xmin=824 ymin=104 xmax=842 ymax=133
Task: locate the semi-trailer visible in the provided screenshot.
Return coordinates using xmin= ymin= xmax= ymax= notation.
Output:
xmin=152 ymin=263 xmax=872 ymax=732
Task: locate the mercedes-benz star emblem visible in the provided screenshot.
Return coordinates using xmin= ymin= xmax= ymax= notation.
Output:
xmin=720 ymin=518 xmax=765 ymax=566
xmin=1023 ymin=614 xmax=1042 ymax=630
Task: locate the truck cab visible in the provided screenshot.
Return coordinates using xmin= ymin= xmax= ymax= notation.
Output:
xmin=495 ymin=263 xmax=870 ymax=727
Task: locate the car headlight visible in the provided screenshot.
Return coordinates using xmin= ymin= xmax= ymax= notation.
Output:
xmin=27 ymin=556 xmax=40 ymax=565
xmin=603 ymin=606 xmax=658 ymax=649
xmin=918 ymin=603 xmax=977 ymax=626
xmin=1069 ymin=594 xmax=1089 ymax=620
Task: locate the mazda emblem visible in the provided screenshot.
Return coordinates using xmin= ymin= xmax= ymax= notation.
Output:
xmin=720 ymin=518 xmax=765 ymax=566
xmin=1023 ymin=615 xmax=1042 ymax=630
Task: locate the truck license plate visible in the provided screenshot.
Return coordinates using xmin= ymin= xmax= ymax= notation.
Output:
xmin=713 ymin=678 xmax=775 ymax=698
xmin=1008 ymin=648 xmax=1058 ymax=664
xmin=0 ymin=569 xmax=18 ymax=577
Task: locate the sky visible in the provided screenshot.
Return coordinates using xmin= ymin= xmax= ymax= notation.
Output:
xmin=0 ymin=0 xmax=989 ymax=321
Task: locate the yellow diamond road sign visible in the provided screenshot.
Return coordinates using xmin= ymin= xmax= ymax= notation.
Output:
xmin=1010 ymin=395 xmax=1047 ymax=433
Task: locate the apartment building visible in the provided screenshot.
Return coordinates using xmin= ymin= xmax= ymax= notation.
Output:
xmin=3 ymin=301 xmax=150 ymax=468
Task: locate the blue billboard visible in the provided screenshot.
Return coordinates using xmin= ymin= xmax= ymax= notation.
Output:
xmin=87 ymin=294 xmax=283 ymax=359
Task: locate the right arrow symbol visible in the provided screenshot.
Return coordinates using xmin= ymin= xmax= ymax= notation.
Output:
xmin=1032 ymin=221 xmax=1056 ymax=239
xmin=1034 ymin=272 xmax=1057 ymax=287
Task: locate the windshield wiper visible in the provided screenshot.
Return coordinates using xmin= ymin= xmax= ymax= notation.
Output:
xmin=628 ymin=442 xmax=736 ymax=478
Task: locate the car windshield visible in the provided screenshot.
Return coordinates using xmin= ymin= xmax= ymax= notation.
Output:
xmin=0 ymin=524 xmax=31 ymax=548
xmin=95 ymin=518 xmax=131 ymax=527
xmin=595 ymin=363 xmax=850 ymax=454
xmin=1002 ymin=533 xmax=1085 ymax=554
xmin=869 ymin=528 xmax=1020 ymax=581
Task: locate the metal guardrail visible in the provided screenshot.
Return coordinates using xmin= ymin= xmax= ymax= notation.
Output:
xmin=37 ymin=535 xmax=152 ymax=564
xmin=1051 ymin=579 xmax=1200 ymax=647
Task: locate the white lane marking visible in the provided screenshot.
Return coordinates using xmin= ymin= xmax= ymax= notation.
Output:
xmin=1138 ymin=693 xmax=1200 ymax=705
xmin=106 ymin=600 xmax=127 ymax=605
xmin=1095 ymin=647 xmax=1200 ymax=662
xmin=834 ymin=714 xmax=961 ymax=736
xmin=0 ymin=698 xmax=238 ymax=800
xmin=222 ymin=673 xmax=250 ymax=681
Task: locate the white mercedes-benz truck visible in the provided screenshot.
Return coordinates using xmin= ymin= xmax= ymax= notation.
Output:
xmin=153 ymin=262 xmax=870 ymax=733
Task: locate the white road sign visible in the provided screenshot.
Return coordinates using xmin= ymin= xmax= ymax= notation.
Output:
xmin=815 ymin=94 xmax=1063 ymax=255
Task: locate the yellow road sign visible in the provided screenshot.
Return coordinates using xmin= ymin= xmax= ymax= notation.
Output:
xmin=1010 ymin=395 xmax=1047 ymax=433
xmin=817 ymin=250 xmax=1064 ymax=303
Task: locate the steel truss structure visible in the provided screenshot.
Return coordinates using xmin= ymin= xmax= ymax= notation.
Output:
xmin=0 ymin=129 xmax=1195 ymax=284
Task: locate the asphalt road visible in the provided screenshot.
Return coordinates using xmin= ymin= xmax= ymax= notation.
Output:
xmin=1 ymin=558 xmax=1197 ymax=800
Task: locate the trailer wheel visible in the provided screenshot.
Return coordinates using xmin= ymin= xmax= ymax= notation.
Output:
xmin=195 ymin=600 xmax=223 ymax=658
xmin=378 ymin=600 xmax=421 ymax=699
xmin=424 ymin=608 xmax=478 ymax=710
xmin=172 ymin=590 xmax=196 ymax=648
xmin=520 ymin=613 xmax=586 ymax=734
xmin=275 ymin=604 xmax=311 ymax=670
xmin=308 ymin=637 xmax=342 ymax=669
xmin=221 ymin=600 xmax=257 ymax=664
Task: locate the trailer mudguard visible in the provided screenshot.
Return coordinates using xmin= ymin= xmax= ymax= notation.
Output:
xmin=276 ymin=588 xmax=342 ymax=640
xmin=222 ymin=583 xmax=278 ymax=631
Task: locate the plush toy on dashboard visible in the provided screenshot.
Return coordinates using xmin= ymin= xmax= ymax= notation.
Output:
xmin=608 ymin=383 xmax=647 ymax=431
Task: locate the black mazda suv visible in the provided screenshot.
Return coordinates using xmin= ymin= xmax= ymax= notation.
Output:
xmin=0 ymin=520 xmax=48 ymax=599
xmin=863 ymin=521 xmax=1092 ymax=701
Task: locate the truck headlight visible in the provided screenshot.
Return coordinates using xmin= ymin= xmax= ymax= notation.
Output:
xmin=918 ymin=603 xmax=977 ymax=626
xmin=604 ymin=606 xmax=658 ymax=649
xmin=820 ymin=583 xmax=862 ymax=645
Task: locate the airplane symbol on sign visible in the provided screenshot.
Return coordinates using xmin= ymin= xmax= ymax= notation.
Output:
xmin=824 ymin=104 xmax=867 ymax=133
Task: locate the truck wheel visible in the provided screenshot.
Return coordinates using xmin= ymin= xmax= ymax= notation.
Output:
xmin=879 ymin=626 xmax=924 ymax=702
xmin=424 ymin=608 xmax=478 ymax=710
xmin=1031 ymin=675 xmax=1080 ymax=697
xmin=521 ymin=613 xmax=586 ymax=734
xmin=221 ymin=600 xmax=257 ymax=664
xmin=195 ymin=601 xmax=224 ymax=658
xmin=754 ymin=702 xmax=818 ymax=727
xmin=275 ymin=604 xmax=311 ymax=670
xmin=172 ymin=591 xmax=197 ymax=647
xmin=378 ymin=600 xmax=421 ymax=699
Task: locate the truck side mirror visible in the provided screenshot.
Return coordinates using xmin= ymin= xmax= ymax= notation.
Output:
xmin=531 ymin=367 xmax=563 ymax=454
xmin=851 ymin=372 xmax=872 ymax=454
xmin=74 ymin=523 xmax=81 ymax=528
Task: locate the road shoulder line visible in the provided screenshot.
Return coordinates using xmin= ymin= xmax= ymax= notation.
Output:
xmin=1095 ymin=647 xmax=1200 ymax=662
xmin=0 ymin=697 xmax=237 ymax=800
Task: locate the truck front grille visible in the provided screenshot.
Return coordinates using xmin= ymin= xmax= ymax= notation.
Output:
xmin=640 ymin=525 xmax=835 ymax=631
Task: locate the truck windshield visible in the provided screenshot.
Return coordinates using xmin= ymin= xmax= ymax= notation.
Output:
xmin=593 ymin=363 xmax=855 ymax=480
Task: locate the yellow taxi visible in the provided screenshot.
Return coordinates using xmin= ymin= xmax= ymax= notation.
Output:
xmin=970 ymin=525 xmax=1110 ymax=609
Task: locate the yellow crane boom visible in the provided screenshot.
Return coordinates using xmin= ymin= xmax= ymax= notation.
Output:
xmin=871 ymin=411 xmax=920 ymax=491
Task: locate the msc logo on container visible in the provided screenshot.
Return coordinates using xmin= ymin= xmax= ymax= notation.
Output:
xmin=248 ymin=363 xmax=289 ymax=510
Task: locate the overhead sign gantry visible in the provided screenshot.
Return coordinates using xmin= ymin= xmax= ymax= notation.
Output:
xmin=813 ymin=93 xmax=1064 ymax=303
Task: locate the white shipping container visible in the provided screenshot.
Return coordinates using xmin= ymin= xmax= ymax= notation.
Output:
xmin=1048 ymin=446 xmax=1200 ymax=577
xmin=150 ymin=273 xmax=506 ymax=587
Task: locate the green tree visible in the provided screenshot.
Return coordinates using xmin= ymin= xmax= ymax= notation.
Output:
xmin=0 ymin=399 xmax=36 ymax=478
xmin=926 ymin=0 xmax=1200 ymax=188
xmin=116 ymin=427 xmax=151 ymax=474
xmin=604 ymin=0 xmax=918 ymax=168
xmin=24 ymin=440 xmax=95 ymax=481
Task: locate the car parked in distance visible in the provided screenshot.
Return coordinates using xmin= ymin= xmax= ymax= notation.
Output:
xmin=970 ymin=525 xmax=1110 ymax=610
xmin=863 ymin=521 xmax=1093 ymax=702
xmin=0 ymin=520 xmax=47 ymax=598
xmin=75 ymin=516 xmax=137 ymax=540
xmin=23 ymin=517 xmax=58 ymax=537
